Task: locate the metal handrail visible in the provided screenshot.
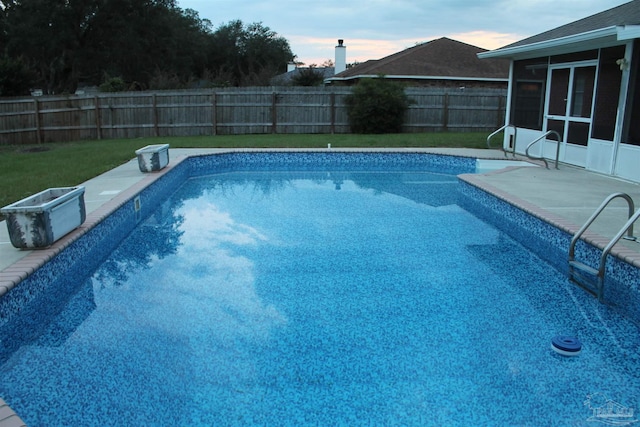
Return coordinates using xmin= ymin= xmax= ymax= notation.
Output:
xmin=486 ymin=124 xmax=517 ymax=157
xmin=569 ymin=193 xmax=636 ymax=259
xmin=568 ymin=192 xmax=638 ymax=300
xmin=524 ymin=130 xmax=561 ymax=169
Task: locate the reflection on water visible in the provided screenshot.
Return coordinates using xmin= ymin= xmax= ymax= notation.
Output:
xmin=182 ymin=170 xmax=459 ymax=207
xmin=90 ymin=191 xmax=288 ymax=344
xmin=349 ymin=171 xmax=459 ymax=207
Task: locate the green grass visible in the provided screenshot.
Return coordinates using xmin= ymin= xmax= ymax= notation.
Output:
xmin=0 ymin=132 xmax=491 ymax=209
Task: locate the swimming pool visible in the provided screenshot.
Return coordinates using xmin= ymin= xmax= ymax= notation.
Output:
xmin=1 ymin=152 xmax=640 ymax=426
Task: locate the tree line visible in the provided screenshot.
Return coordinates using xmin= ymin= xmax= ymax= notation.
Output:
xmin=0 ymin=0 xmax=296 ymax=96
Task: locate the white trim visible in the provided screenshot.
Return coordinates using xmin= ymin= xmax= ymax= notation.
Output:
xmin=478 ymin=26 xmax=626 ymax=59
xmin=325 ymin=74 xmax=508 ymax=83
xmin=543 ymin=61 xmax=599 ymax=168
xmin=618 ymin=25 xmax=640 ymax=40
xmin=505 ymin=62 xmax=514 ymax=124
xmin=611 ymin=41 xmax=634 ymax=174
xmin=614 ymin=144 xmax=640 ymax=182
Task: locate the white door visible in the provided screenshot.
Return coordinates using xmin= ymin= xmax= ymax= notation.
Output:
xmin=544 ymin=63 xmax=597 ymax=167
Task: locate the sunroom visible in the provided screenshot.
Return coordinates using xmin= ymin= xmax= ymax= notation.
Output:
xmin=479 ymin=1 xmax=640 ymax=182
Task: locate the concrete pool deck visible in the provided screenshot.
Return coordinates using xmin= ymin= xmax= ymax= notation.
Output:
xmin=1 ymin=147 xmax=640 ymax=426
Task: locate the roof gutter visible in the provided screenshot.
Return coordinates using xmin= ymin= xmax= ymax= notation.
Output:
xmin=478 ymin=25 xmax=640 ymax=59
xmin=325 ymin=75 xmax=508 ymax=84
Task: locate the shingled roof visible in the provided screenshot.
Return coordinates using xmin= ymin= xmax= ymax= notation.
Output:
xmin=479 ymin=0 xmax=640 ymax=59
xmin=505 ymin=0 xmax=640 ymax=48
xmin=328 ymin=37 xmax=509 ymax=82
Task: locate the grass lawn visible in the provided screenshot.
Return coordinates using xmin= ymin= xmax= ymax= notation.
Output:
xmin=0 ymin=132 xmax=494 ymax=209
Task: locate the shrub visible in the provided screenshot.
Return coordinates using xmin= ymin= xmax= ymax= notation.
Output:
xmin=291 ymin=67 xmax=326 ymax=86
xmin=344 ymin=76 xmax=412 ymax=133
xmin=99 ymin=76 xmax=127 ymax=92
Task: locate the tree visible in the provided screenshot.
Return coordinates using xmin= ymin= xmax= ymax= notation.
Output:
xmin=2 ymin=0 xmax=88 ymax=93
xmin=344 ymin=76 xmax=412 ymax=134
xmin=1 ymin=3 xmax=295 ymax=92
xmin=0 ymin=55 xmax=35 ymax=96
xmin=78 ymin=0 xmax=211 ymax=90
xmin=0 ymin=2 xmax=8 ymax=50
xmin=208 ymin=20 xmax=294 ymax=86
xmin=1 ymin=0 xmax=214 ymax=92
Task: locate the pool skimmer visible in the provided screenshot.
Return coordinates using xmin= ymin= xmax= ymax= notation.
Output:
xmin=134 ymin=196 xmax=142 ymax=222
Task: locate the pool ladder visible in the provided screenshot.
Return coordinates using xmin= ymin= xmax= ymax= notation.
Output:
xmin=486 ymin=124 xmax=517 ymax=157
xmin=524 ymin=130 xmax=561 ymax=170
xmin=486 ymin=126 xmax=561 ymax=169
xmin=568 ymin=192 xmax=640 ymax=300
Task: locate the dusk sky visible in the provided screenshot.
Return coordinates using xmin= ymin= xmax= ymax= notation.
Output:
xmin=178 ymin=0 xmax=630 ymax=65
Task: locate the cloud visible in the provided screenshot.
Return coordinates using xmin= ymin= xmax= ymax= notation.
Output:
xmin=449 ymin=31 xmax=522 ymax=50
xmin=180 ymin=0 xmax=629 ymax=64
xmin=91 ymin=197 xmax=286 ymax=346
xmin=288 ymin=36 xmax=418 ymax=65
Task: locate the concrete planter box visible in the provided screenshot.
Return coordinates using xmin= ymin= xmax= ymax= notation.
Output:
xmin=135 ymin=144 xmax=170 ymax=172
xmin=1 ymin=186 xmax=86 ymax=249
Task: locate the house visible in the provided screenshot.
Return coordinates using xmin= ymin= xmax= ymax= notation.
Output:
xmin=271 ymin=40 xmax=347 ymax=86
xmin=478 ymin=0 xmax=640 ymax=183
xmin=325 ymin=37 xmax=510 ymax=89
xmin=270 ymin=65 xmax=336 ymax=86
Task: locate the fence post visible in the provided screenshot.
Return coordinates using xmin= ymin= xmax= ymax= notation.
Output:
xmin=212 ymin=92 xmax=217 ymax=136
xmin=271 ymin=91 xmax=277 ymax=134
xmin=95 ymin=96 xmax=102 ymax=140
xmin=330 ymin=92 xmax=336 ymax=134
xmin=496 ymin=95 xmax=505 ymax=128
xmin=152 ymin=94 xmax=159 ymax=137
xmin=442 ymin=93 xmax=450 ymax=131
xmin=33 ymin=98 xmax=42 ymax=144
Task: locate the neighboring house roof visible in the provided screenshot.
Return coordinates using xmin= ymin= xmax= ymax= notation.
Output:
xmin=326 ymin=37 xmax=509 ymax=84
xmin=271 ymin=67 xmax=335 ymax=85
xmin=480 ymin=0 xmax=640 ymax=59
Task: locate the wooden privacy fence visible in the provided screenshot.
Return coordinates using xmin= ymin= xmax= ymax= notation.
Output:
xmin=0 ymin=87 xmax=506 ymax=145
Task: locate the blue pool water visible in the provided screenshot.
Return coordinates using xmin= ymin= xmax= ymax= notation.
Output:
xmin=2 ymin=154 xmax=640 ymax=426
